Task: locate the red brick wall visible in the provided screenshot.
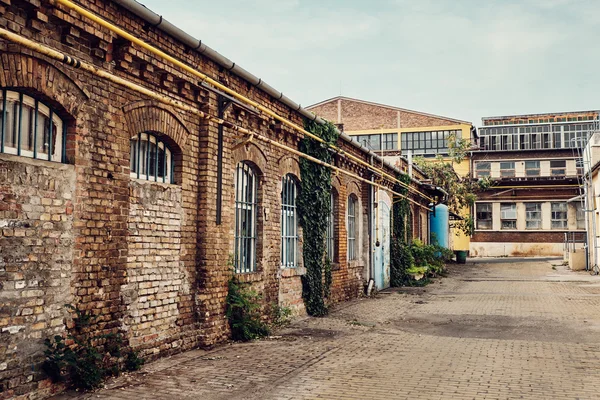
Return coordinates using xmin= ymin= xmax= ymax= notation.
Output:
xmin=309 ymin=98 xmax=467 ymax=131
xmin=0 ymin=1 xmax=432 ymax=397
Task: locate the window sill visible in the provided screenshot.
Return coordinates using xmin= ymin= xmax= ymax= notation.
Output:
xmin=235 ymin=272 xmax=263 ymax=283
xmin=0 ymin=152 xmax=71 ymax=169
xmin=130 ymin=177 xmax=177 ymax=187
xmin=279 ymin=266 xmax=306 ymax=278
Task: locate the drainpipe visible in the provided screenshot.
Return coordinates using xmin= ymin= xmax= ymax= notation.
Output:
xmin=369 ymin=156 xmax=375 ymax=285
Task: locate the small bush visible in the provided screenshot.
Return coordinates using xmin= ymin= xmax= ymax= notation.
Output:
xmin=43 ymin=305 xmax=144 ymax=391
xmin=226 ymin=276 xmax=270 ymax=341
xmin=271 ymin=304 xmax=293 ymax=328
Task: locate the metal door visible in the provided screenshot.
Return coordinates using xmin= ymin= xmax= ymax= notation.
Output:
xmin=374 ymin=201 xmax=391 ymax=290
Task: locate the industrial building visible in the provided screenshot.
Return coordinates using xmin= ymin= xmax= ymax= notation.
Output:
xmin=307 ymin=96 xmax=476 ymax=252
xmin=0 ymin=0 xmax=446 ymax=397
xmin=471 ymin=111 xmax=598 ymax=257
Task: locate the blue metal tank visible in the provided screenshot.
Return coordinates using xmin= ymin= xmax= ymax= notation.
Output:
xmin=430 ymin=204 xmax=449 ymax=248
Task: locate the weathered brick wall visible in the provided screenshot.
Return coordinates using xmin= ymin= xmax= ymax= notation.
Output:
xmin=0 ymin=0 xmax=432 ymax=398
xmin=0 ymin=155 xmax=75 ymax=397
xmin=308 ymin=98 xmax=467 ymax=131
xmin=124 ymin=180 xmax=190 ymax=357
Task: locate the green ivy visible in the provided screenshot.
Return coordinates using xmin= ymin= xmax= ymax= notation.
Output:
xmin=390 ymin=173 xmax=413 ymax=286
xmin=298 ymin=119 xmax=339 ymax=316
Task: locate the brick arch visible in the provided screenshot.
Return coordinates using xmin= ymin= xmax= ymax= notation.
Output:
xmin=123 ymin=101 xmax=191 ymax=152
xmin=277 ymin=154 xmax=301 ymax=182
xmin=232 ymin=142 xmax=269 ymax=179
xmin=0 ymin=52 xmax=89 ymax=118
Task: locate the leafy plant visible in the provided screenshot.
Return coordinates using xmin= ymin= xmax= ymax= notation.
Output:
xmin=42 ymin=304 xmax=144 ymax=391
xmin=271 ymin=304 xmax=293 ymax=328
xmin=298 ymin=119 xmax=339 ymax=316
xmin=124 ymin=350 xmax=144 ymax=372
xmin=226 ymin=276 xmax=270 ymax=341
xmin=412 ymin=132 xmax=492 ymax=237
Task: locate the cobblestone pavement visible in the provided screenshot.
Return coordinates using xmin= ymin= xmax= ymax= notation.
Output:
xmin=57 ymin=258 xmax=600 ymax=400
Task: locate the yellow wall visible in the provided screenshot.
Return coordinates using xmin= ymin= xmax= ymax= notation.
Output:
xmin=346 ymin=124 xmax=474 ymax=251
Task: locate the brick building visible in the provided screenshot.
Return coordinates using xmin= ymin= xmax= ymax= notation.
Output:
xmin=0 ymin=0 xmax=438 ymax=397
xmin=307 ymin=96 xmax=476 ymax=252
xmin=471 ymin=111 xmax=598 ymax=257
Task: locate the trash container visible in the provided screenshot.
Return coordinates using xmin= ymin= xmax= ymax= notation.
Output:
xmin=455 ymin=250 xmax=467 ymax=264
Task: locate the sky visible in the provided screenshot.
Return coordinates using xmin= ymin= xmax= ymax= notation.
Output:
xmin=139 ymin=0 xmax=599 ymax=126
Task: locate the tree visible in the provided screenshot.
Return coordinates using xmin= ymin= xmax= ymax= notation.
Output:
xmin=412 ymin=132 xmax=491 ymax=236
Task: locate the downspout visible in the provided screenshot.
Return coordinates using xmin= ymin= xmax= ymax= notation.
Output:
xmin=369 ymin=156 xmax=375 ymax=286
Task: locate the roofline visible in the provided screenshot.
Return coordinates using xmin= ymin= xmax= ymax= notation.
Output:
xmin=109 ymin=0 xmax=433 ymax=190
xmin=306 ymin=95 xmax=473 ymax=126
xmin=482 ymin=110 xmax=600 ymax=122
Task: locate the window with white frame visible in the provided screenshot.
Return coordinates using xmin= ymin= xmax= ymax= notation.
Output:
xmin=0 ymin=89 xmax=64 ymax=162
xmin=499 ymin=162 xmax=515 ymax=178
xmin=575 ymin=202 xmax=585 ymax=230
xmin=347 ymin=195 xmax=358 ymax=261
xmin=326 ymin=191 xmax=335 ymax=262
xmin=281 ymin=174 xmax=299 ymax=268
xmin=234 ymin=162 xmax=258 ymax=273
xmin=500 ymin=203 xmax=517 ymax=229
xmin=130 ymin=132 xmax=173 ymax=183
xmin=475 ymin=162 xmax=490 ymax=178
xmin=525 ymin=161 xmax=540 ymax=176
xmin=476 ymin=203 xmax=492 ymax=230
xmin=550 ymin=160 xmax=566 ymax=176
xmin=551 ymin=202 xmax=568 ymax=229
xmin=525 ymin=203 xmax=542 ymax=229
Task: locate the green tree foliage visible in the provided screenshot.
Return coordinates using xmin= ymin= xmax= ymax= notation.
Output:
xmin=413 ymin=132 xmax=491 ymax=236
xmin=297 ymin=119 xmax=339 ymax=316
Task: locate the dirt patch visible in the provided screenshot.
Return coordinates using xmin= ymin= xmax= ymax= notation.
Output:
xmin=393 ymin=313 xmax=600 ymax=343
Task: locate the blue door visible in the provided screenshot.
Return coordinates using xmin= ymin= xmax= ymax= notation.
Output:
xmin=374 ymin=201 xmax=390 ymax=290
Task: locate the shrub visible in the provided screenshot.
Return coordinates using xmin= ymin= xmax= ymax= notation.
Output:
xmin=226 ymin=276 xmax=270 ymax=341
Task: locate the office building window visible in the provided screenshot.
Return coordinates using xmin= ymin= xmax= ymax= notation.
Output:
xmin=500 ymin=162 xmax=515 ymax=178
xmin=500 ymin=203 xmax=517 ymax=229
xmin=551 ymin=202 xmax=568 ymax=229
xmin=525 ymin=161 xmax=540 ymax=176
xmin=575 ymin=202 xmax=585 ymax=230
xmin=525 ymin=203 xmax=542 ymax=229
xmin=550 ymin=160 xmax=566 ymax=176
xmin=355 ymin=133 xmax=397 ymax=151
xmin=401 ymin=129 xmax=462 ymax=156
xmin=475 ymin=162 xmax=490 ymax=177
xmin=476 ymin=203 xmax=492 ymax=230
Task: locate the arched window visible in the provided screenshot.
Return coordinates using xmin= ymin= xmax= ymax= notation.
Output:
xmin=234 ymin=162 xmax=257 ymax=273
xmin=347 ymin=195 xmax=358 ymax=261
xmin=0 ymin=89 xmax=65 ymax=162
xmin=281 ymin=174 xmax=299 ymax=268
xmin=130 ymin=132 xmax=173 ymax=183
xmin=326 ymin=191 xmax=335 ymax=262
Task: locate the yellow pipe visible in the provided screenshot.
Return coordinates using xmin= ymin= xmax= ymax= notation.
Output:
xmin=488 ymin=185 xmax=581 ymax=189
xmin=0 ymin=27 xmax=431 ymax=211
xmin=52 ymin=0 xmax=434 ymax=203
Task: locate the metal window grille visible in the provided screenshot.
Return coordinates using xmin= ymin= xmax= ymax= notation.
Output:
xmin=476 ymin=203 xmax=492 ymax=230
xmin=234 ymin=162 xmax=257 ymax=273
xmin=130 ymin=132 xmax=173 ymax=183
xmin=525 ymin=203 xmax=542 ymax=229
xmin=0 ymin=89 xmax=65 ymax=162
xmin=551 ymin=202 xmax=568 ymax=229
xmin=326 ymin=191 xmax=335 ymax=261
xmin=347 ymin=195 xmax=357 ymax=260
xmin=281 ymin=174 xmax=298 ymax=268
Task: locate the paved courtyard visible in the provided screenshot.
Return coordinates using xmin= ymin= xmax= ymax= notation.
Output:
xmin=58 ymin=258 xmax=600 ymax=400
